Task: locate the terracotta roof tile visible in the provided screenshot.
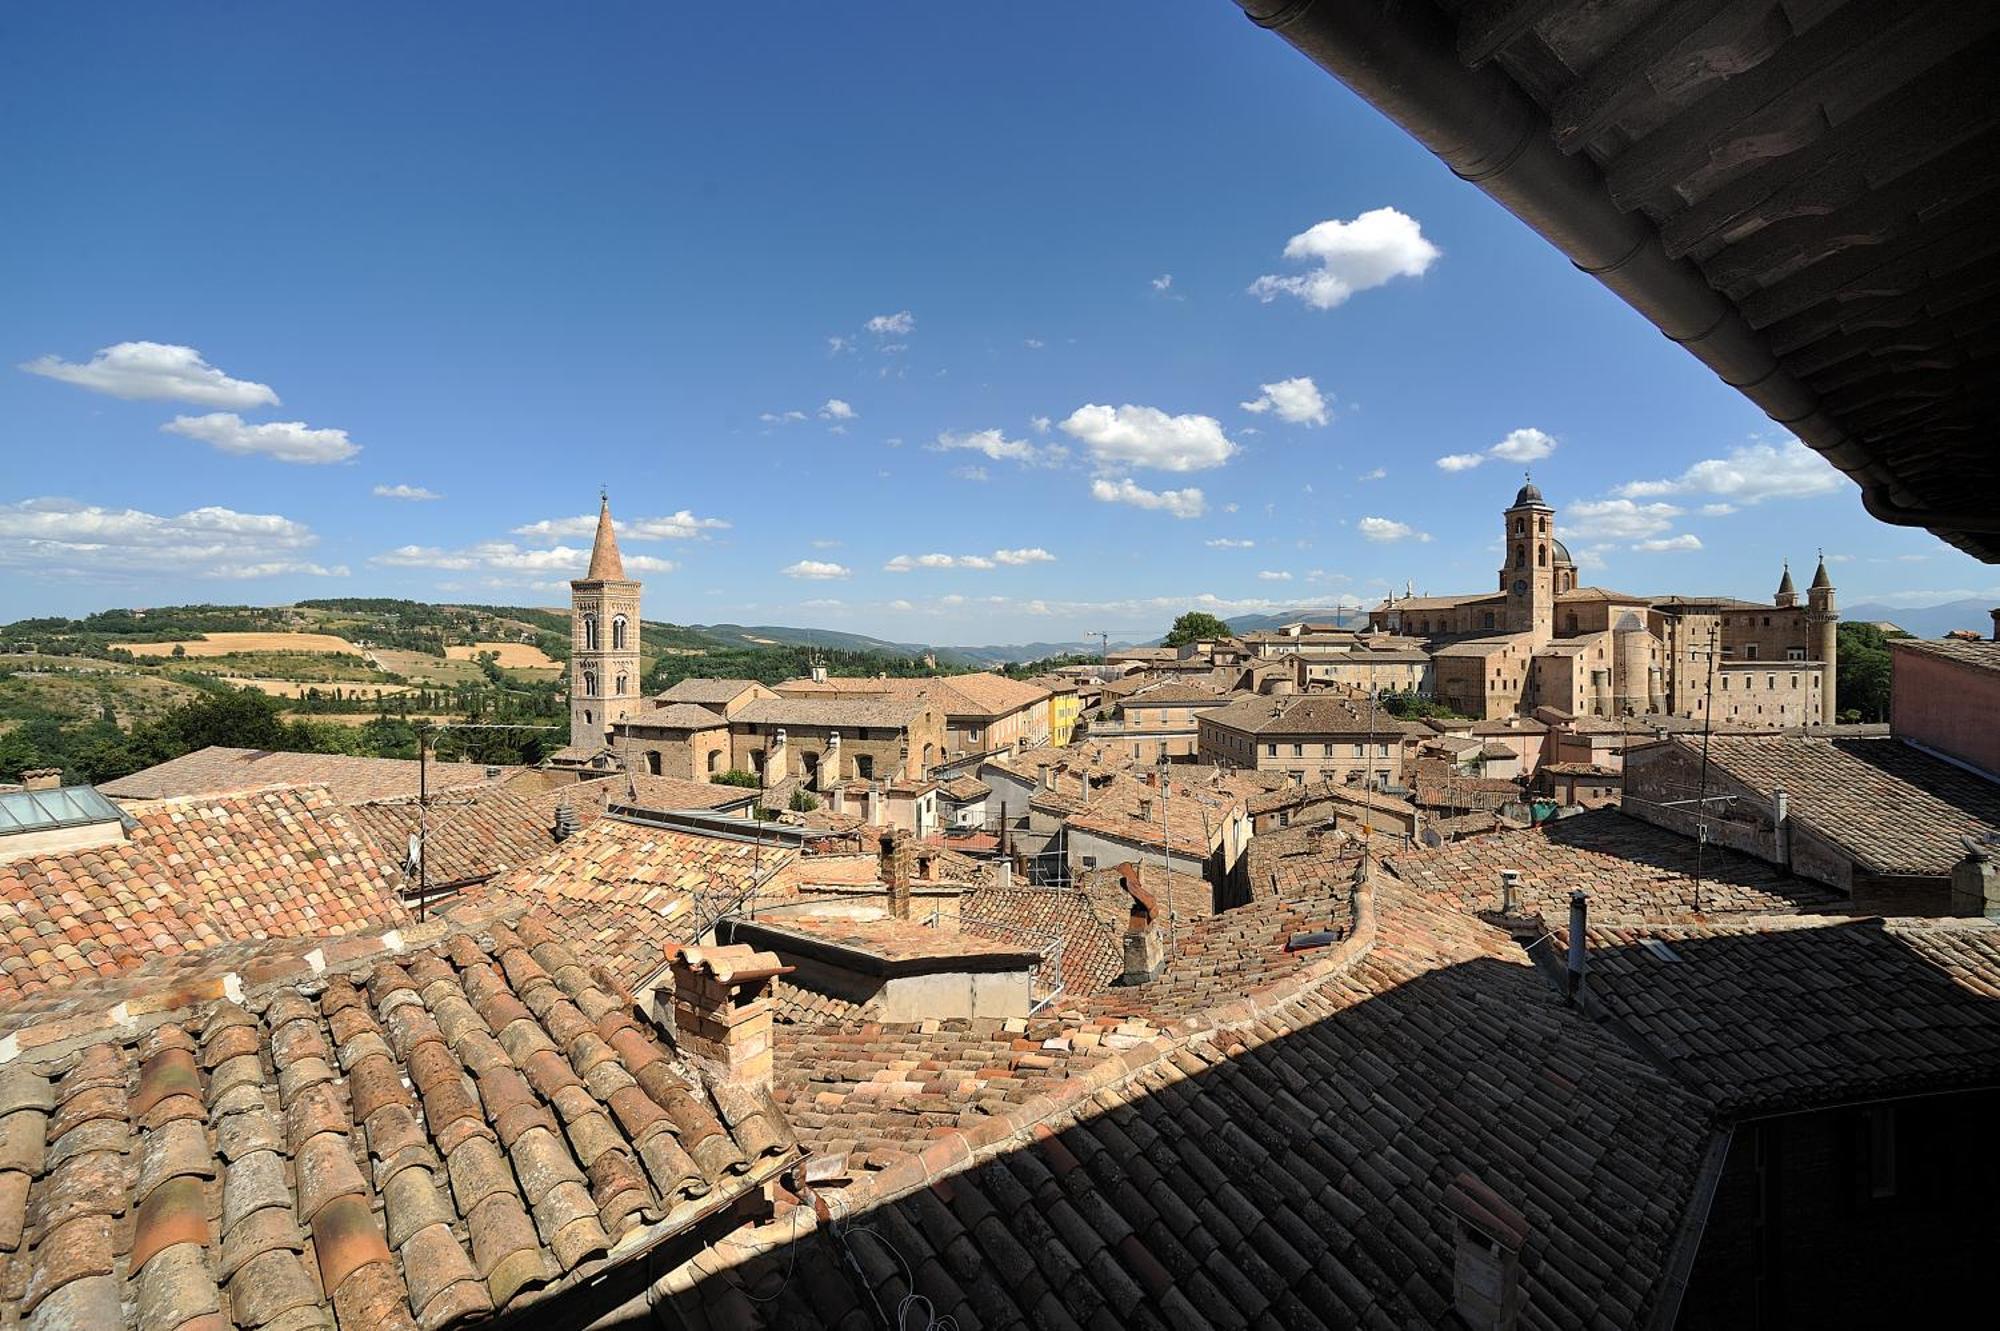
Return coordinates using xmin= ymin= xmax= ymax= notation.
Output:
xmin=0 ymin=907 xmax=797 ymax=1331
xmin=100 ymin=745 xmax=513 ymax=804
xmin=0 ymin=786 xmax=412 ymax=1006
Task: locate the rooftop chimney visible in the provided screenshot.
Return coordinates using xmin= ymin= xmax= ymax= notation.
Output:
xmin=1498 ymin=869 xmax=1521 ymax=915
xmin=1951 ymin=836 xmax=2000 ymax=920
xmin=19 ymin=768 xmax=60 ymax=792
xmin=811 ymin=662 xmax=828 ymax=684
xmin=1116 ymin=863 xmax=1165 ymax=985
xmin=1444 ymin=1172 xmax=1529 ymax=1330
xmin=880 ymin=829 xmax=914 ymax=920
xmin=669 ymin=944 xmax=790 ymax=1090
xmin=1566 ymin=891 xmax=1589 ymax=1001
xmin=764 ymin=728 xmax=789 ymax=791
xmin=821 ymin=731 xmax=842 ymax=793
xmin=551 ymin=800 xmax=581 ymax=843
xmin=1038 ymin=762 xmax=1054 ymax=791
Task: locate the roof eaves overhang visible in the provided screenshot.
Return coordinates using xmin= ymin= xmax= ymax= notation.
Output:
xmin=1233 ymin=0 xmax=2000 ymax=561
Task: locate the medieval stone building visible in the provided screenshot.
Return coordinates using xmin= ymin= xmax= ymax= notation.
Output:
xmin=1370 ymin=478 xmax=1838 ymax=723
xmin=561 ymin=494 xmax=642 ymax=759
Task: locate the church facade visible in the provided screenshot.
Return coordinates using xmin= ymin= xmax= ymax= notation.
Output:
xmin=1369 ymin=479 xmax=1838 ymax=724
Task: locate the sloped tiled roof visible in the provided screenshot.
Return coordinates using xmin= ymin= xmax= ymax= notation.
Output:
xmin=625 ymin=703 xmax=731 ymax=730
xmin=960 ymin=884 xmax=1124 ymax=999
xmin=1199 ymin=693 xmax=1427 ymax=737
xmin=1574 ymin=914 xmax=2000 ymax=1115
xmin=0 ymin=910 xmax=796 ymax=1331
xmin=1387 ymin=810 xmax=1845 ymax=925
xmin=1892 ymin=637 xmax=2000 ymax=675
xmin=100 ymin=746 xmax=514 ymax=805
xmin=697 ymin=875 xmax=1713 ymax=1330
xmin=734 ymin=697 xmax=934 ymax=729
xmin=651 ymin=678 xmax=766 ymax=705
xmin=345 ymin=786 xmax=561 ymax=891
xmin=480 ymin=816 xmax=800 ymax=994
xmin=0 ymin=786 xmax=412 ymax=1005
xmin=1687 ymin=734 xmax=2000 ymax=878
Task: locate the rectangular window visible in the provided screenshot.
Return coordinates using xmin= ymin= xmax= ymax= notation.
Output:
xmin=1352 ymin=743 xmax=1366 ymax=759
xmin=1266 ymin=743 xmax=1278 ymax=757
xmin=1288 ymin=770 xmax=1304 ymax=785
xmin=1376 ymin=743 xmax=1390 ymax=758
xmin=1787 ymin=647 xmax=1805 ymax=661
xmin=1743 ymin=643 xmax=1759 ymax=660
xmin=1291 ymin=743 xmax=1304 ymax=758
xmin=1768 ymin=675 xmax=1777 ymax=690
xmin=1321 ymin=743 xmax=1334 ymax=758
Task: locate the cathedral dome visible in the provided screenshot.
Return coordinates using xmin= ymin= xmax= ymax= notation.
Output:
xmin=1551 ymin=538 xmax=1573 ymax=566
xmin=1513 ymin=479 xmax=1546 ymax=507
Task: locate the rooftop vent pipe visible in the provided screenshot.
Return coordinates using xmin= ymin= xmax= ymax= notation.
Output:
xmin=1566 ymin=891 xmax=1589 ymax=1001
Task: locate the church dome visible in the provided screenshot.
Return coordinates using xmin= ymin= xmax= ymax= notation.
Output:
xmin=1513 ymin=479 xmax=1546 ymax=507
xmin=1551 ymin=537 xmax=1574 ymax=566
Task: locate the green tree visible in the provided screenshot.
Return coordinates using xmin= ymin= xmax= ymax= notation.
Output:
xmin=1378 ymin=690 xmax=1470 ymax=721
xmin=713 ymin=769 xmax=760 ymax=789
xmin=1161 ymin=611 xmax=1232 ymax=648
xmin=789 ymin=787 xmax=819 ymax=812
xmin=1836 ymin=621 xmax=1906 ymax=723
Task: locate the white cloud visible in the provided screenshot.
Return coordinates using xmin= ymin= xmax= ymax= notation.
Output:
xmin=1565 ymin=499 xmax=1682 ymax=541
xmin=884 ymin=547 xmax=1052 ymax=573
xmin=1489 ymin=428 xmax=1557 ymax=463
xmin=1023 ymin=338 xmax=1045 ymax=350
xmin=1249 ymin=207 xmax=1440 ymax=310
xmin=1151 ymin=274 xmax=1173 ymax=292
xmin=1700 ymin=503 xmax=1737 ymax=517
xmin=993 ymin=547 xmax=1055 ymax=565
xmin=1029 ymin=415 xmax=1051 ymax=434
xmin=887 ymin=599 xmax=915 ymax=612
xmin=162 ymin=413 xmax=359 ymax=464
xmin=810 ymin=537 xmax=842 ymax=549
xmin=20 ymin=341 xmax=279 ymax=408
xmin=953 ymin=465 xmax=990 ymax=483
xmin=374 ymin=541 xmax=676 ymax=579
xmin=1257 ymin=570 xmax=1292 ymax=581
xmin=1435 ymin=426 xmax=1556 ymax=472
xmin=1206 ymin=538 xmax=1255 ymax=549
xmin=373 ymin=484 xmax=441 ymax=501
xmin=1635 ymin=533 xmax=1703 ymax=553
xmin=1616 ymin=438 xmax=1842 ymax=504
xmin=1239 ymin=376 xmax=1329 ymax=427
xmin=1090 ymin=477 xmax=1206 ymax=519
xmin=1359 ymin=467 xmax=1386 ymax=481
xmin=1358 ymin=516 xmax=1431 ymax=543
xmin=930 ymin=428 xmax=1066 ymax=468
xmin=1061 ymin=403 xmax=1238 ymax=472
xmin=866 ymin=310 xmax=915 ymax=336
xmin=827 ymin=336 xmax=852 ymax=354
xmin=820 ymin=398 xmax=856 ymax=421
xmin=0 ymin=497 xmax=340 ymax=579
xmin=759 ymin=410 xmax=807 ymax=424
xmin=783 ymin=559 xmax=851 ymax=580
xmin=512 ymin=510 xmax=729 ymax=542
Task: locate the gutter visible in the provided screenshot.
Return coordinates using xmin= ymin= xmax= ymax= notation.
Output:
xmin=1230 ymin=0 xmax=2000 ymax=535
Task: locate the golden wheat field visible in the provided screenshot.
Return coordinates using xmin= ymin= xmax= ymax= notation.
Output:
xmin=121 ymin=632 xmax=359 ymax=657
xmin=232 ymin=678 xmax=418 ymax=698
xmin=447 ymin=641 xmax=559 ymax=668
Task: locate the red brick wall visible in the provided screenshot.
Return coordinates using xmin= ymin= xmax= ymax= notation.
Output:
xmin=1892 ymin=649 xmax=2000 ymax=776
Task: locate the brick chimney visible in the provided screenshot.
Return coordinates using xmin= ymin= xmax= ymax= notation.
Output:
xmin=669 ymin=945 xmax=789 ymax=1089
xmin=764 ymin=728 xmax=789 ymax=791
xmin=20 ymin=768 xmax=60 ymax=792
xmin=1116 ymin=862 xmax=1164 ymax=985
xmin=1444 ymin=1172 xmax=1529 ymax=1330
xmin=1952 ymin=837 xmax=2000 ymax=919
xmin=821 ymin=731 xmax=842 ymax=793
xmin=879 ymin=829 xmax=914 ymax=919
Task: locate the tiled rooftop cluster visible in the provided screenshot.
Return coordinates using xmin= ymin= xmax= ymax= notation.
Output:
xmin=478 ymin=814 xmax=802 ymax=995
xmin=0 ymin=912 xmax=796 ymax=1331
xmin=1390 ymin=810 xmax=1845 ymax=924
xmin=345 ymin=786 xmax=560 ymax=893
xmin=100 ymin=747 xmax=512 ymax=806
xmin=1573 ymin=913 xmax=2000 ymax=1115
xmin=674 ymin=878 xmax=1713 ymax=1331
xmin=1683 ymin=735 xmax=2000 ymax=878
xmin=0 ymin=787 xmax=411 ymax=1005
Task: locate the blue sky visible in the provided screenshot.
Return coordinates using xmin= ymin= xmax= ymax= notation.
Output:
xmin=3 ymin=3 xmax=1988 ymax=643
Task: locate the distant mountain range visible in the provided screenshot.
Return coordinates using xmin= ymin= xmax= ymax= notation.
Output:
xmin=1841 ymin=597 xmax=1997 ymax=640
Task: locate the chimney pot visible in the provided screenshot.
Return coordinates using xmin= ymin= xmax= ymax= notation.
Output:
xmin=669 ymin=945 xmax=788 ymax=1091
xmin=1498 ymin=869 xmax=1521 ymax=915
xmin=1566 ymin=892 xmax=1589 ymax=1000
xmin=20 ymin=768 xmax=61 ymax=792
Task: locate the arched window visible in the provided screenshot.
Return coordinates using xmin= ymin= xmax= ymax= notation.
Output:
xmin=615 ymin=673 xmax=627 ymax=695
xmin=582 ymin=671 xmax=597 ymax=698
xmin=1514 ymin=518 xmax=1525 ymax=536
xmin=1514 ymin=544 xmax=1525 ymax=569
xmin=707 ymin=749 xmax=722 ymax=774
xmin=1538 ymin=544 xmax=1547 ymax=566
xmin=582 ymin=615 xmax=599 ymax=651
xmin=612 ymin=615 xmax=627 ymax=650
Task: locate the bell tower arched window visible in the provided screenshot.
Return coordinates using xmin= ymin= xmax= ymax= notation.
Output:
xmin=582 ymin=670 xmax=597 ymax=698
xmin=615 ymin=673 xmax=627 ymax=696
xmin=1514 ymin=544 xmax=1526 ymax=569
xmin=612 ymin=615 xmax=627 ymax=650
xmin=1538 ymin=544 xmax=1547 ymax=566
xmin=582 ymin=615 xmax=599 ymax=651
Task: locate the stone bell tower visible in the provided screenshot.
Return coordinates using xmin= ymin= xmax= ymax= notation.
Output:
xmin=1498 ymin=474 xmax=1555 ymax=641
xmin=568 ymin=493 xmax=642 ymax=753
xmin=1807 ymin=552 xmax=1838 ymax=724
